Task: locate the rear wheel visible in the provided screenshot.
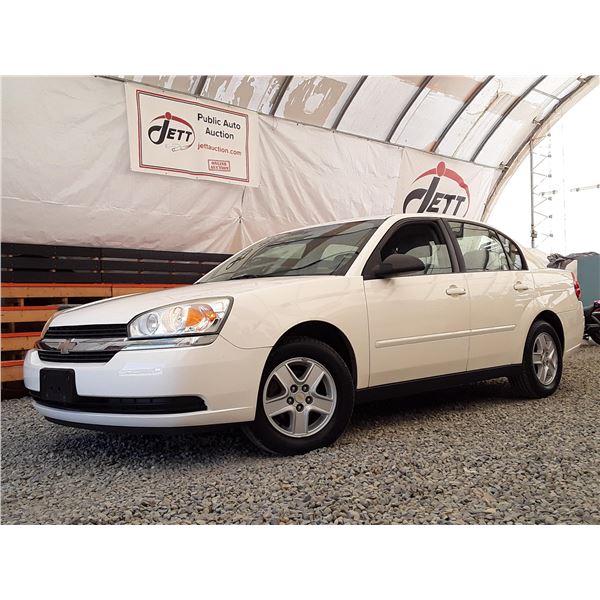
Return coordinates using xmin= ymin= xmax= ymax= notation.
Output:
xmin=243 ymin=337 xmax=354 ymax=455
xmin=589 ymin=330 xmax=600 ymax=346
xmin=509 ymin=320 xmax=563 ymax=398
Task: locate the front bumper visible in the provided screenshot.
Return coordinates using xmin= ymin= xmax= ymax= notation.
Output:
xmin=25 ymin=336 xmax=270 ymax=429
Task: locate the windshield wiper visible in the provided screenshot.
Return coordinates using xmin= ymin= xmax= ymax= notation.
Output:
xmin=230 ymin=273 xmax=259 ymax=280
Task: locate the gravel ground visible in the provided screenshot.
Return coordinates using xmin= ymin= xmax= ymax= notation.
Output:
xmin=2 ymin=342 xmax=599 ymax=525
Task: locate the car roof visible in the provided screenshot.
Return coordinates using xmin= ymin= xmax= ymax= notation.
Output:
xmin=275 ymin=212 xmax=489 ymax=237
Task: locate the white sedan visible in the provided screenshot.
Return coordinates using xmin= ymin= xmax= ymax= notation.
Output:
xmin=25 ymin=214 xmax=584 ymax=454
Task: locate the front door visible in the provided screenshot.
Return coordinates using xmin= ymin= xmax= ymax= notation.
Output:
xmin=363 ymin=219 xmax=470 ymax=387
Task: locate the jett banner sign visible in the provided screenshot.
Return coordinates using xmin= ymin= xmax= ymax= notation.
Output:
xmin=125 ymin=83 xmax=260 ymax=186
xmin=393 ymin=148 xmax=499 ymax=220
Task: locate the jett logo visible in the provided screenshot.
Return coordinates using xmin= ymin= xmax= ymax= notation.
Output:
xmin=147 ymin=112 xmax=195 ymax=150
xmin=403 ymin=161 xmax=471 ymax=217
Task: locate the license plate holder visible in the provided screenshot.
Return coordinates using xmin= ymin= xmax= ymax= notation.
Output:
xmin=40 ymin=369 xmax=76 ymax=404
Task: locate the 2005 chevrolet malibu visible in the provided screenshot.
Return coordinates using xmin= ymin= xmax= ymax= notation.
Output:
xmin=25 ymin=214 xmax=583 ymax=454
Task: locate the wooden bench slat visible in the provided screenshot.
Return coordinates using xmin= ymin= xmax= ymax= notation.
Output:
xmin=2 ymin=331 xmax=42 ymax=338
xmin=111 ymin=284 xmax=181 ymax=289
xmin=1 ymin=285 xmax=112 ymax=298
xmin=3 ymin=256 xmax=101 ymax=270
xmin=1 ymin=308 xmax=57 ymax=323
xmin=0 ymin=306 xmax=56 ymax=323
xmin=109 ymin=284 xmax=180 ymax=296
xmin=1 ymin=333 xmax=41 ymax=352
xmin=101 ymin=259 xmax=203 ymax=274
xmin=1 ymin=305 xmax=60 ymax=311
xmin=1 ymin=360 xmax=24 ymax=382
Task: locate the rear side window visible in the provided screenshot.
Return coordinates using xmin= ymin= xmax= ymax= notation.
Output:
xmin=448 ymin=221 xmax=511 ymax=272
xmin=496 ymin=231 xmax=524 ymax=270
xmin=380 ymin=222 xmax=452 ymax=275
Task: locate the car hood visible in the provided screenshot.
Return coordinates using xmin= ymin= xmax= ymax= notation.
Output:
xmin=50 ymin=277 xmax=333 ymax=327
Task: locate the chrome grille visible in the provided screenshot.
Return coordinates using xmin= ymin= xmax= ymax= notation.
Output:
xmin=45 ymin=324 xmax=128 ymax=339
xmin=38 ymin=350 xmax=119 ymax=363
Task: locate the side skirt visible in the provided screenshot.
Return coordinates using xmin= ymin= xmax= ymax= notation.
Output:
xmin=356 ymin=365 xmax=522 ymax=404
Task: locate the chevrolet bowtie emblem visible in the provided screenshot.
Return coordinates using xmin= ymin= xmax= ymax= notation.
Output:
xmin=58 ymin=339 xmax=77 ymax=354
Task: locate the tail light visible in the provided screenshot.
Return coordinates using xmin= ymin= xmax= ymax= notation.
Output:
xmin=571 ymin=271 xmax=581 ymax=300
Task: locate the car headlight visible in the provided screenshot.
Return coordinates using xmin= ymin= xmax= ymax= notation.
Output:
xmin=128 ymin=297 xmax=232 ymax=339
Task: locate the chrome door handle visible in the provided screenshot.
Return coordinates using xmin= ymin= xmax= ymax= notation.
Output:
xmin=446 ymin=285 xmax=467 ymax=296
xmin=513 ymin=282 xmax=529 ymax=291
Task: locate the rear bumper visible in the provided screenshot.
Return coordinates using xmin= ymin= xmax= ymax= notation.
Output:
xmin=561 ymin=303 xmax=585 ymax=356
xmin=25 ymin=335 xmax=271 ymax=428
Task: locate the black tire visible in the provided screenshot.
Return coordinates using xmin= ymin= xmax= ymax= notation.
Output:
xmin=243 ymin=336 xmax=355 ymax=455
xmin=509 ymin=320 xmax=563 ymax=399
xmin=589 ymin=331 xmax=600 ymax=346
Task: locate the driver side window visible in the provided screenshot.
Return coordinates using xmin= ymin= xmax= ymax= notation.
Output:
xmin=380 ymin=222 xmax=452 ymax=275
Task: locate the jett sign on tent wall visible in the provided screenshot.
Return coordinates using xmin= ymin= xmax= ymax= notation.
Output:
xmin=393 ymin=148 xmax=499 ymax=220
xmin=125 ymin=83 xmax=260 ymax=186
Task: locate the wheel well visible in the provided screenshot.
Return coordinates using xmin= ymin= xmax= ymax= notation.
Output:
xmin=535 ymin=310 xmax=565 ymax=349
xmin=275 ymin=321 xmax=357 ymax=384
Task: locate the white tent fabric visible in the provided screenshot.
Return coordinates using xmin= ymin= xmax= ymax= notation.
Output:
xmin=2 ymin=78 xmax=243 ymax=252
xmin=3 ymin=77 xmax=406 ymax=252
xmin=242 ymin=117 xmax=404 ymax=246
xmin=1 ymin=75 xmax=595 ymax=253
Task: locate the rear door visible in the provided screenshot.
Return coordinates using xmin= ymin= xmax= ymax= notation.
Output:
xmin=445 ymin=220 xmax=535 ymax=370
xmin=363 ymin=218 xmax=470 ymax=387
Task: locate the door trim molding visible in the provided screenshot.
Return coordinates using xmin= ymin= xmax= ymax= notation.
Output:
xmin=375 ymin=324 xmax=515 ymax=348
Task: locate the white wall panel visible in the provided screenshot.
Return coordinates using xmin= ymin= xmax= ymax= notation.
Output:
xmin=476 ymin=90 xmax=553 ymax=166
xmin=274 ymin=76 xmax=362 ymax=128
xmin=1 ymin=77 xmax=244 ymax=253
xmin=201 ymin=75 xmax=283 ymax=113
xmin=242 ymin=117 xmax=403 ymax=245
xmin=337 ymin=76 xmax=420 ymax=140
xmin=3 ymin=74 xmax=580 ymax=254
xmin=390 ymin=76 xmax=487 ymax=151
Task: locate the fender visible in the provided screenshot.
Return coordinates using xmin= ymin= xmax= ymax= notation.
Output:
xmin=219 ymin=276 xmax=371 ymax=388
xmin=509 ymin=269 xmax=581 ymax=364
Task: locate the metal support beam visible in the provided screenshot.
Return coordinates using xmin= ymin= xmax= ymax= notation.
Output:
xmin=533 ymin=88 xmax=560 ymax=101
xmin=471 ymin=76 xmax=546 ymax=162
xmin=570 ymin=183 xmax=600 ymax=192
xmin=431 ymin=75 xmax=494 ymax=153
xmin=332 ymin=76 xmax=367 ymax=131
xmin=193 ymin=76 xmax=208 ymax=97
xmin=530 ymin=134 xmax=556 ymax=248
xmin=481 ymin=76 xmax=597 ymax=219
xmin=530 ymin=141 xmax=536 ymax=247
xmin=385 ymin=75 xmax=433 ymax=143
xmin=270 ymin=76 xmax=293 ymax=117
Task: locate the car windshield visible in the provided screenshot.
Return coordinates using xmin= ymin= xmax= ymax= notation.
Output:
xmin=200 ymin=219 xmax=384 ymax=282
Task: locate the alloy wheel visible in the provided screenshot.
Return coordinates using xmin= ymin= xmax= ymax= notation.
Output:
xmin=532 ymin=332 xmax=559 ymax=386
xmin=262 ymin=357 xmax=337 ymax=438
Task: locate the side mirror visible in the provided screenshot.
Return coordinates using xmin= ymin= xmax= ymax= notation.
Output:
xmin=373 ymin=254 xmax=425 ymax=278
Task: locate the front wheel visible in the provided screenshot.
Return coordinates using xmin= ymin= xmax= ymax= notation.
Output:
xmin=509 ymin=320 xmax=563 ymax=398
xmin=589 ymin=330 xmax=600 ymax=346
xmin=243 ymin=337 xmax=355 ymax=455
